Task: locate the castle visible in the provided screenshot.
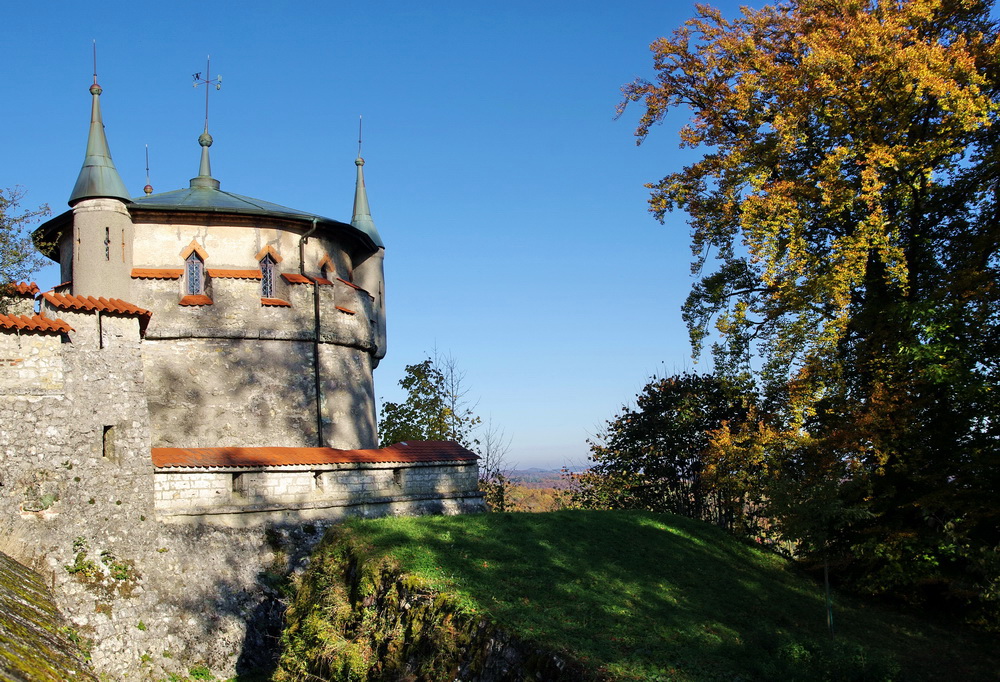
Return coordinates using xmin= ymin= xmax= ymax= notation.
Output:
xmin=2 ymin=75 xmax=483 ymax=527
xmin=0 ymin=75 xmax=482 ymax=677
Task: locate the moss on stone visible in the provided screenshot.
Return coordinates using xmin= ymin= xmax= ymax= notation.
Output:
xmin=0 ymin=551 xmax=98 ymax=681
xmin=273 ymin=526 xmax=577 ymax=682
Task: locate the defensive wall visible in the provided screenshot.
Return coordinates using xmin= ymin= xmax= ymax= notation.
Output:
xmin=0 ymin=285 xmax=483 ymax=679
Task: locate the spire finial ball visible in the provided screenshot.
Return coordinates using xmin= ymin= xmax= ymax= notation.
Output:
xmin=356 ymin=157 xmax=365 ymax=167
xmin=90 ymin=83 xmax=102 ymax=96
xmin=199 ymin=132 xmax=213 ymax=147
xmin=143 ymin=184 xmax=153 ymax=195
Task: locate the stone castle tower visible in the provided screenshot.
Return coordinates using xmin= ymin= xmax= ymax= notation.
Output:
xmin=5 ymin=74 xmax=482 ymax=527
xmin=34 ymin=75 xmax=387 ymax=452
xmin=0 ymin=74 xmax=481 ymax=679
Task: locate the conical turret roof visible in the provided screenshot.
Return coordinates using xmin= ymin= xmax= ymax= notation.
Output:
xmin=352 ymin=155 xmax=384 ymax=249
xmin=69 ymin=81 xmax=130 ymax=205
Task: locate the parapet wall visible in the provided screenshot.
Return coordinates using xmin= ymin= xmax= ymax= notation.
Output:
xmin=155 ymin=461 xmax=483 ymax=527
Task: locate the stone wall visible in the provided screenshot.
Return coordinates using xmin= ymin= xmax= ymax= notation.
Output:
xmin=0 ymin=307 xmax=483 ymax=680
xmin=0 ymin=311 xmax=313 ymax=679
xmin=154 ymin=462 xmax=483 ymax=526
xmin=141 ymin=336 xmax=377 ymax=450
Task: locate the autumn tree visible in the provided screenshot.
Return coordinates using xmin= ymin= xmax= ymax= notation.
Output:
xmin=621 ymin=0 xmax=1000 ymax=612
xmin=0 ymin=186 xmax=49 ymax=309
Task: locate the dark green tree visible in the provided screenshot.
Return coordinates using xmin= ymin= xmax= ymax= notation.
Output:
xmin=574 ymin=372 xmax=756 ymax=528
xmin=378 ymin=357 xmax=479 ymax=445
xmin=379 ymin=354 xmax=515 ymax=511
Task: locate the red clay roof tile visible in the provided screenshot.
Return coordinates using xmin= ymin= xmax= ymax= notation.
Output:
xmin=312 ymin=277 xmax=334 ymax=286
xmin=41 ymin=292 xmax=152 ymax=318
xmin=132 ymin=268 xmax=183 ymax=279
xmin=179 ymin=294 xmax=213 ymax=306
xmin=0 ymin=313 xmax=73 ymax=334
xmin=207 ymin=269 xmax=262 ymax=279
xmin=261 ymin=298 xmax=292 ymax=307
xmin=3 ymin=282 xmax=40 ymax=296
xmin=152 ymin=441 xmax=478 ymax=468
xmin=335 ymin=306 xmax=356 ymax=315
xmin=281 ymin=273 xmax=312 ymax=284
xmin=337 ymin=277 xmax=363 ymax=290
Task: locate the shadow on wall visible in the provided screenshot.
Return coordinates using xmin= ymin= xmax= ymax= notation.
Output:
xmin=143 ymin=335 xmax=376 ymax=450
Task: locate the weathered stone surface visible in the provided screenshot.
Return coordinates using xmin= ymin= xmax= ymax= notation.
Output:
xmin=0 ymin=551 xmax=97 ymax=682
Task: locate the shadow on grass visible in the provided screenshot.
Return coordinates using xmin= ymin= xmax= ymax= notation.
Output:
xmin=339 ymin=509 xmax=999 ymax=681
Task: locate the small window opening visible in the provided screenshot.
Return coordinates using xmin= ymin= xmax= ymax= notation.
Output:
xmin=185 ymin=252 xmax=205 ymax=295
xmin=260 ymin=254 xmax=277 ymax=298
xmin=314 ymin=471 xmax=325 ymax=491
xmin=232 ymin=473 xmax=245 ymax=498
xmin=102 ymin=425 xmax=116 ymax=463
xmin=104 ymin=227 xmax=110 ymax=261
xmin=393 ymin=468 xmax=403 ymax=487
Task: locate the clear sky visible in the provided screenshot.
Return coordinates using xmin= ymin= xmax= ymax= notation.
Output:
xmin=5 ymin=1 xmax=746 ymax=471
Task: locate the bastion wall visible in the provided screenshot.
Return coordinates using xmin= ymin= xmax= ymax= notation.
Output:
xmin=0 ymin=306 xmax=483 ymax=679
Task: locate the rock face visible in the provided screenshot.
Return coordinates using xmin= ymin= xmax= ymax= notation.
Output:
xmin=0 ymin=551 xmax=97 ymax=682
xmin=275 ymin=527 xmax=584 ymax=682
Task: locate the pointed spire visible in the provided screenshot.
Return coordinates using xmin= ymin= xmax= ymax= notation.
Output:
xmin=190 ymin=57 xmax=222 ymax=190
xmin=69 ymin=49 xmax=130 ymax=206
xmin=351 ymin=117 xmax=383 ymax=248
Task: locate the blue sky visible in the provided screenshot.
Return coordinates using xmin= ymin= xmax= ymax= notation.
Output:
xmin=6 ymin=1 xmax=745 ymax=470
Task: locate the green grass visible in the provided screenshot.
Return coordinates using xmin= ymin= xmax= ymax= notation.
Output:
xmin=326 ymin=509 xmax=998 ymax=681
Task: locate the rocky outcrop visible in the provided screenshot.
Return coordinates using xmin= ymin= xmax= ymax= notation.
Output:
xmin=0 ymin=551 xmax=96 ymax=682
xmin=275 ymin=527 xmax=586 ymax=682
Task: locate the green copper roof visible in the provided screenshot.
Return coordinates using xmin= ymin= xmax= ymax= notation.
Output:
xmin=130 ymin=185 xmax=382 ymax=250
xmin=69 ymin=83 xmax=130 ymax=205
xmin=351 ymin=156 xmax=383 ymax=248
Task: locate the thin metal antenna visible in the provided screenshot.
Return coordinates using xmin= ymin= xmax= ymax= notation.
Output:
xmin=358 ymin=115 xmax=363 ymax=157
xmin=92 ymin=40 xmax=98 ymax=85
xmin=192 ymin=55 xmax=222 ymax=133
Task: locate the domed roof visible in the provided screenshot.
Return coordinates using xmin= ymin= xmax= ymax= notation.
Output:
xmin=129 ymin=185 xmax=384 ymax=250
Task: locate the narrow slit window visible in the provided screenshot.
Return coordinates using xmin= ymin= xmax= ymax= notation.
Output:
xmin=260 ymin=254 xmax=277 ymax=298
xmin=104 ymin=227 xmax=110 ymax=260
xmin=102 ymin=425 xmax=116 ymax=463
xmin=185 ymin=252 xmax=205 ymax=295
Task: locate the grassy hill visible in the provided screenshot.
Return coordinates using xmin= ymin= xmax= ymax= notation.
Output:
xmin=276 ymin=510 xmax=998 ymax=680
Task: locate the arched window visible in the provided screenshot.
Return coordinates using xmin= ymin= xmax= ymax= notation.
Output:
xmin=185 ymin=252 xmax=205 ymax=295
xmin=260 ymin=254 xmax=277 ymax=298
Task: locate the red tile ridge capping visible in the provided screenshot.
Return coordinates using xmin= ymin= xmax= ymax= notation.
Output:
xmin=2 ymin=282 xmax=40 ymax=296
xmin=281 ymin=273 xmax=312 ymax=284
xmin=151 ymin=441 xmax=479 ymax=468
xmin=337 ymin=277 xmax=363 ymax=290
xmin=179 ymin=294 xmax=213 ymax=306
xmin=131 ymin=268 xmax=183 ymax=279
xmin=0 ymin=313 xmax=73 ymax=334
xmin=335 ymin=306 xmax=356 ymax=315
xmin=261 ymin=298 xmax=292 ymax=307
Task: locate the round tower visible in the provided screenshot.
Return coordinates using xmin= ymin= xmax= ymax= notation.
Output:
xmin=68 ymin=78 xmax=135 ymax=301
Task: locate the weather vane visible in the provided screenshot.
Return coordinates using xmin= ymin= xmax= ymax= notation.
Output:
xmin=192 ymin=56 xmax=222 ymax=133
xmin=358 ymin=115 xmax=363 ymax=158
xmin=144 ymin=144 xmax=153 ymax=195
